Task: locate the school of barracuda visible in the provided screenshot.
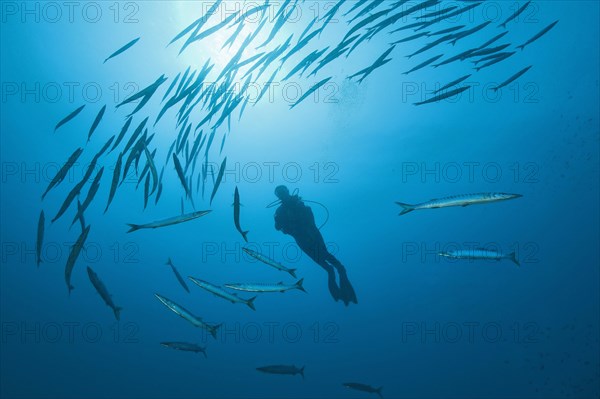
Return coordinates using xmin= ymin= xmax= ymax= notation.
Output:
xmin=35 ymin=0 xmax=554 ymax=393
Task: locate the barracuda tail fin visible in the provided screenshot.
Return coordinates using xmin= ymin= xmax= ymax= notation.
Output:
xmin=299 ymin=366 xmax=305 ymax=379
xmin=210 ymin=323 xmax=222 ymax=339
xmin=246 ymin=296 xmax=257 ymax=311
xmin=113 ymin=307 xmax=123 ymax=321
xmin=241 ymin=231 xmax=249 ymax=242
xmin=127 ymin=224 xmax=141 ymax=233
xmin=295 ymin=278 xmax=306 ymax=293
xmin=376 ymin=386 xmax=384 ymax=398
xmin=395 ymin=202 xmax=415 ymax=216
xmin=288 ymin=269 xmax=297 ymax=279
xmin=509 ymin=252 xmax=520 ymax=267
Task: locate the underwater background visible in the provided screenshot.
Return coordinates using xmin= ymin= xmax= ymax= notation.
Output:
xmin=1 ymin=1 xmax=599 ymax=398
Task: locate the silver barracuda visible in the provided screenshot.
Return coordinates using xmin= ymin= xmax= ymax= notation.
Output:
xmin=188 ymin=277 xmax=256 ymax=310
xmin=438 ymin=248 xmax=520 ymax=266
xmin=396 ymin=193 xmax=522 ymax=216
xmin=160 ymin=342 xmax=207 ymax=357
xmin=225 ymin=279 xmax=305 ymax=294
xmin=87 ymin=266 xmax=123 ymax=320
xmin=257 ymin=365 xmax=304 ymax=378
xmin=242 ymin=248 xmax=297 ymax=278
xmin=343 ymin=383 xmax=383 ymax=398
xmin=154 ymin=293 xmax=221 ymax=338
xmin=127 ymin=210 xmax=211 ymax=233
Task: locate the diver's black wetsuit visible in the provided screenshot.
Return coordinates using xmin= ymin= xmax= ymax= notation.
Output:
xmin=273 ymin=186 xmax=357 ymax=305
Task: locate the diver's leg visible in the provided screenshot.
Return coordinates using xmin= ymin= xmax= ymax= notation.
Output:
xmin=300 ymin=232 xmax=358 ymax=306
xmin=291 ymin=228 xmax=344 ymax=302
xmin=338 ymin=268 xmax=358 ymax=305
xmin=325 ymin=255 xmax=357 ymax=305
xmin=319 ymin=260 xmax=341 ymax=302
xmin=308 ymin=234 xmax=357 ymax=305
xmin=325 ymin=253 xmax=345 ymax=273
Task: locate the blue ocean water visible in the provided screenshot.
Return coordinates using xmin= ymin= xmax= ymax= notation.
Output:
xmin=1 ymin=1 xmax=599 ymax=398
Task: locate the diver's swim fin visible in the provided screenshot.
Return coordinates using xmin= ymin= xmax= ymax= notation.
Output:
xmin=339 ymin=272 xmax=358 ymax=306
xmin=327 ymin=274 xmax=341 ymax=302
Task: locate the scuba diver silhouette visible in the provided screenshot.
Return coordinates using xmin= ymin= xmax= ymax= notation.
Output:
xmin=272 ymin=185 xmax=357 ymax=306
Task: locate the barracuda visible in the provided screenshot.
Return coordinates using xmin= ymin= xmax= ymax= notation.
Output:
xmin=161 ymin=342 xmax=207 ymax=357
xmin=154 ymin=293 xmax=221 ymax=339
xmin=439 ymin=248 xmax=520 ymax=266
xmin=396 ymin=193 xmax=522 ymax=215
xmin=188 ymin=277 xmax=256 ymax=310
xmin=87 ymin=266 xmax=123 ymax=320
xmin=242 ymin=248 xmax=297 ymax=278
xmin=225 ymin=279 xmax=306 ymax=293
xmin=126 ymin=210 xmax=211 ymax=233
